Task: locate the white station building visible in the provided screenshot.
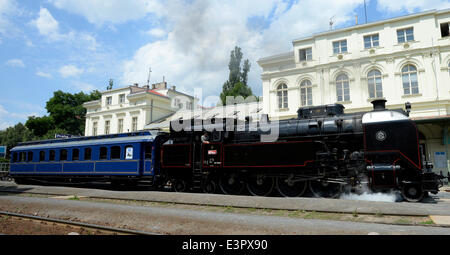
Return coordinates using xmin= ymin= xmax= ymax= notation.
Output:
xmin=257 ymin=9 xmax=450 ymax=174
xmin=83 ymin=81 xmax=198 ymax=136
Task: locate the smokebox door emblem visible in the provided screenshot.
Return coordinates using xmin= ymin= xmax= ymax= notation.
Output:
xmin=375 ymin=130 xmax=387 ymax=141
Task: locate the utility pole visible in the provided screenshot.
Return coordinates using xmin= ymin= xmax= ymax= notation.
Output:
xmin=364 ymin=0 xmax=368 ymax=23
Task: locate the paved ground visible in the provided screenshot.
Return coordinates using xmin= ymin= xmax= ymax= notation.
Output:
xmin=1 ymin=195 xmax=450 ymax=235
xmin=1 ymin=181 xmax=450 ymax=217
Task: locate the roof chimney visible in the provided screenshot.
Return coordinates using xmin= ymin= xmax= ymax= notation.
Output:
xmin=371 ymin=99 xmax=387 ymax=111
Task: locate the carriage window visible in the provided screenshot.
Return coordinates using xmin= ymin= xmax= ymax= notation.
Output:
xmin=145 ymin=145 xmax=152 ymax=159
xmin=111 ymin=146 xmax=121 ymax=159
xmin=49 ymin=150 xmax=55 ymax=161
xmin=72 ymin=148 xmax=80 ymax=160
xmin=125 ymin=145 xmax=133 ymax=160
xmin=27 ymin=151 xmax=33 ymax=162
xmin=13 ymin=152 xmax=18 ymax=162
xmin=19 ymin=152 xmax=26 ymax=162
xmin=84 ymin=148 xmax=92 ymax=160
xmin=39 ymin=151 xmax=45 ymax=161
xmin=100 ymin=147 xmax=108 ymax=160
xmin=60 ymin=149 xmax=68 ymax=161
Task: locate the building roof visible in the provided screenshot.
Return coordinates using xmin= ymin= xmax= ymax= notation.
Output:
xmin=144 ymin=101 xmax=264 ymax=131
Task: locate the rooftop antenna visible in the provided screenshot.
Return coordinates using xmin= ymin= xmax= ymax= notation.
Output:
xmin=147 ymin=67 xmax=152 ymax=86
xmin=329 ymin=15 xmax=335 ymax=30
xmin=364 ymin=0 xmax=368 ymax=23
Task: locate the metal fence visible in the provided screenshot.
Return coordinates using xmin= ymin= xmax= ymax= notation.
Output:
xmin=0 ymin=163 xmax=9 ymax=180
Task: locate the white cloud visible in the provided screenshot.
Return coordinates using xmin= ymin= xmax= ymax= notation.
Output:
xmin=36 ymin=71 xmax=52 ymax=78
xmin=5 ymin=58 xmax=24 ymax=67
xmin=31 ymin=7 xmax=59 ymax=38
xmin=0 ymin=104 xmax=40 ymax=130
xmin=31 ymin=7 xmax=99 ymax=50
xmin=49 ymin=0 xmax=164 ymax=25
xmin=72 ymin=81 xmax=98 ymax=92
xmin=0 ymin=0 xmax=17 ymax=35
xmin=59 ymin=65 xmax=84 ymax=78
xmin=121 ymin=0 xmax=363 ymax=99
xmin=146 ymin=28 xmax=166 ymax=38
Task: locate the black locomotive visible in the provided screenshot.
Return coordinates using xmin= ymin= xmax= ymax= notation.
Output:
xmin=160 ymin=100 xmax=445 ymax=202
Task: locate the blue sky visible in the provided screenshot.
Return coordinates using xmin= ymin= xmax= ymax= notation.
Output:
xmin=0 ymin=0 xmax=449 ymax=130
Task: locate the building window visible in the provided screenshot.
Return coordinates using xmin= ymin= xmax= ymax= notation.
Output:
xmin=402 ymin=64 xmax=419 ymax=95
xmin=367 ymin=69 xmax=383 ymax=98
xmin=300 ymin=80 xmax=313 ymax=106
xmin=119 ymin=94 xmax=125 ymax=103
xmin=132 ymin=117 xmax=138 ymax=132
xmin=336 ymin=74 xmax=350 ymax=102
xmin=440 ymin=22 xmax=449 ymax=38
xmin=106 ymin=96 xmax=112 ymax=105
xmin=333 ymin=40 xmax=347 ymax=54
xmin=105 ymin=120 xmax=110 ymax=135
xmin=299 ymin=47 xmax=312 ymax=61
xmin=93 ymin=122 xmax=98 ymax=136
xmin=118 ymin=119 xmax=123 ymax=133
xmin=276 ymin=84 xmax=288 ymax=109
xmin=364 ymin=34 xmax=379 ymax=49
xmin=397 ymin=27 xmax=414 ymax=43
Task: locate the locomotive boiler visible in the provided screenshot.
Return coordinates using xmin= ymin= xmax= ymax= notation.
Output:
xmin=161 ymin=100 xmax=445 ymax=202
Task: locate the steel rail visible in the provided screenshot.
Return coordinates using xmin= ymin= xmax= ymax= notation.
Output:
xmin=0 ymin=211 xmax=162 ymax=235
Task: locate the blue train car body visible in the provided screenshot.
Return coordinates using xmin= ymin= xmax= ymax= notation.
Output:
xmin=9 ymin=131 xmax=165 ymax=185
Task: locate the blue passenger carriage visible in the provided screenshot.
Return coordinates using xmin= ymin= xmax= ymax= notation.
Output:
xmin=9 ymin=131 xmax=166 ymax=186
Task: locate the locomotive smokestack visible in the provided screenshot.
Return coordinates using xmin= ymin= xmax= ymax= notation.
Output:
xmin=371 ymin=99 xmax=387 ymax=111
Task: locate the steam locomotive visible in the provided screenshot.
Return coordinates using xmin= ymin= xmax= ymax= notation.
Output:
xmin=9 ymin=100 xmax=446 ymax=202
xmin=161 ymin=99 xmax=445 ymax=202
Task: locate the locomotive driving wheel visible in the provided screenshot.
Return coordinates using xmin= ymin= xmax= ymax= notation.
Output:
xmin=247 ymin=174 xmax=275 ymax=196
xmin=173 ymin=179 xmax=188 ymax=192
xmin=401 ymin=183 xmax=424 ymax=202
xmin=219 ymin=172 xmax=245 ymax=195
xmin=309 ymin=177 xmax=343 ymax=198
xmin=202 ymin=179 xmax=217 ymax=194
xmin=276 ymin=175 xmax=308 ymax=197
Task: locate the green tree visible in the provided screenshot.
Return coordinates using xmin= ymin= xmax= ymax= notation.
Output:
xmin=25 ymin=90 xmax=101 ymax=138
xmin=107 ymin=79 xmax=114 ymax=90
xmin=220 ymin=46 xmax=254 ymax=105
xmin=25 ymin=115 xmax=55 ymax=137
xmin=0 ymin=123 xmax=35 ymax=158
xmin=46 ymin=90 xmax=101 ymax=135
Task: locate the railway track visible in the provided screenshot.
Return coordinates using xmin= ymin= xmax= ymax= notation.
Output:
xmin=0 ymin=211 xmax=161 ymax=235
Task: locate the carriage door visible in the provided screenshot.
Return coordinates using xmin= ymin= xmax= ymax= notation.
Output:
xmin=143 ymin=143 xmax=153 ymax=176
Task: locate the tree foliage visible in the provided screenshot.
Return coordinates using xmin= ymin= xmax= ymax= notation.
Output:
xmin=0 ymin=123 xmax=35 ymax=158
xmin=25 ymin=90 xmax=101 ymax=139
xmin=220 ymin=46 xmax=255 ymax=105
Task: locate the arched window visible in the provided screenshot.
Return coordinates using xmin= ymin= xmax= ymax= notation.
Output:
xmin=367 ymin=69 xmax=383 ymax=98
xmin=336 ymin=74 xmax=350 ymax=102
xmin=402 ymin=64 xmax=419 ymax=95
xmin=300 ymin=80 xmax=313 ymax=106
xmin=277 ymin=84 xmax=288 ymax=109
